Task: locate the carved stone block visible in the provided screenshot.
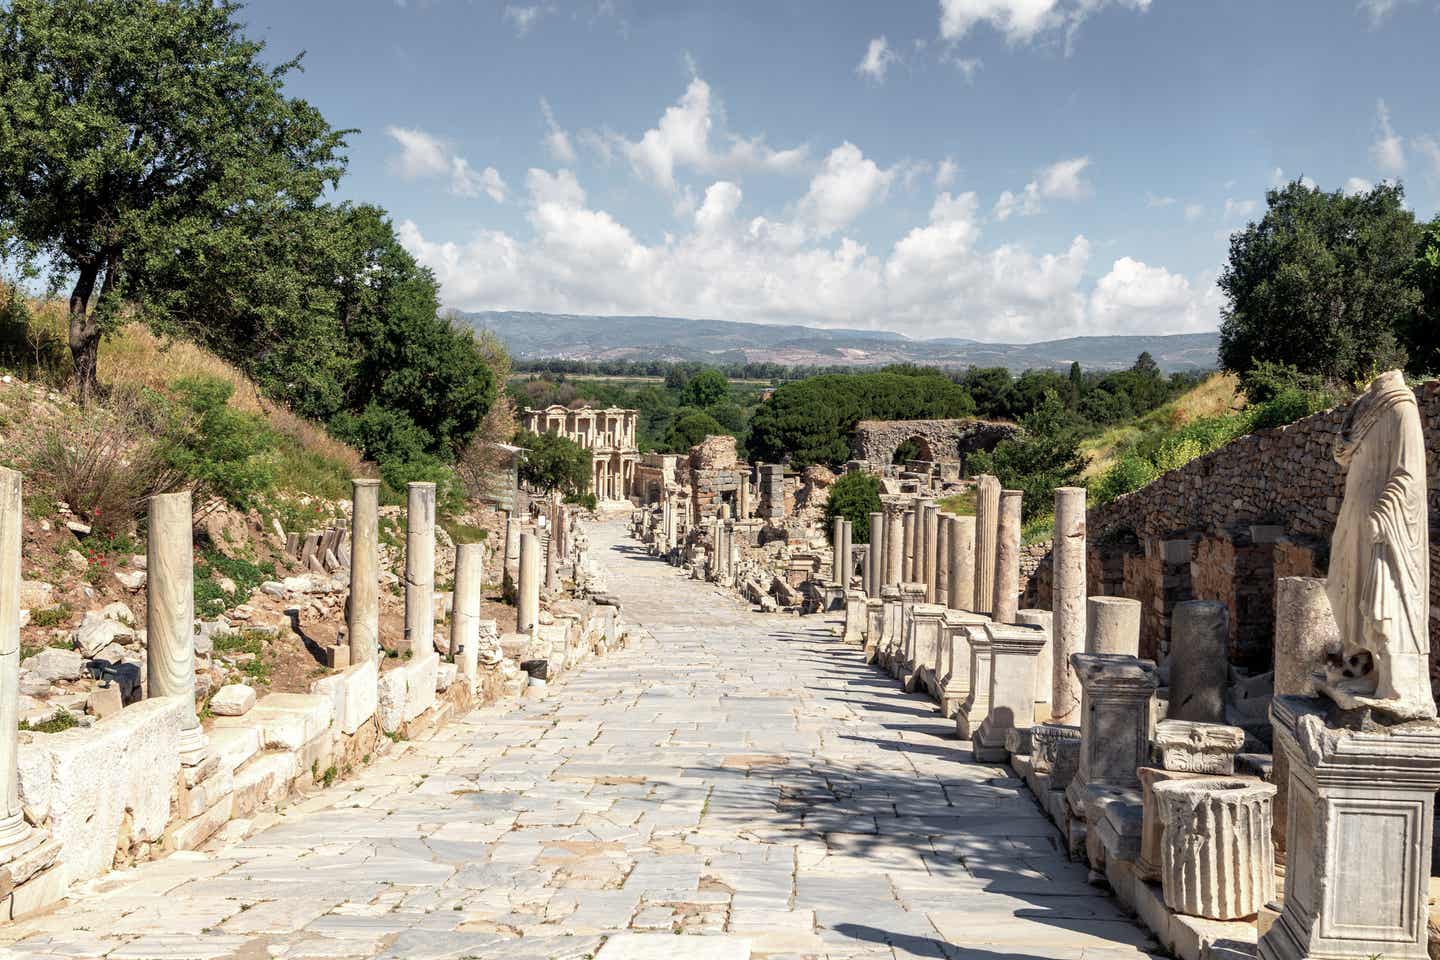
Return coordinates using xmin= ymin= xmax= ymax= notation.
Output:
xmin=1153 ymin=719 xmax=1247 ymax=774
xmin=1154 ymin=777 xmax=1276 ymax=920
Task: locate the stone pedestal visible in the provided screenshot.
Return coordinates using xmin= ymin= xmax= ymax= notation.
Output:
xmin=865 ymin=598 xmax=885 ymax=661
xmin=894 ymin=582 xmax=926 ymax=681
xmin=1260 ymin=696 xmax=1440 ymax=960
xmin=404 ymin=482 xmax=437 ymax=654
xmin=879 ymin=586 xmax=903 ymax=665
xmin=975 ymin=623 xmax=1048 ymax=762
xmin=0 ymin=468 xmax=36 ymax=859
xmin=1067 ymin=653 xmax=1157 ymax=811
xmin=938 ymin=611 xmax=988 ymax=718
xmin=973 ymin=475 xmax=1001 ymax=616
xmin=906 ymin=603 xmax=946 ymax=696
xmin=1154 ymin=777 xmax=1276 ymax=920
xmin=1052 ymin=486 xmax=1087 ymax=725
xmin=1016 ymin=608 xmax=1054 ymax=719
xmin=842 ymin=590 xmax=866 ymax=646
xmin=956 ymin=626 xmax=995 ymax=741
xmin=1086 ymin=596 xmax=1141 ymax=656
xmin=991 ymin=489 xmax=1023 ymax=623
xmin=1033 ymin=722 xmax=1082 ymax=781
xmin=147 ymin=491 xmax=209 ymax=767
xmin=948 ymin=515 xmax=975 ymax=612
xmin=1168 ymin=600 xmax=1230 ymax=723
xmin=348 ymin=479 xmax=381 ymax=665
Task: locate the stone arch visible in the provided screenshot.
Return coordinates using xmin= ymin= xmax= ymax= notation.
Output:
xmin=852 ymin=418 xmax=1020 ymax=470
xmin=891 ymin=435 xmax=936 ymax=464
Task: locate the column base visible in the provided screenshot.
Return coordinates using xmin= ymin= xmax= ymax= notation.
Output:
xmin=178 ymin=723 xmax=211 ymax=768
xmin=0 ymin=811 xmax=38 ymax=863
xmin=973 ymin=721 xmax=1010 ymax=762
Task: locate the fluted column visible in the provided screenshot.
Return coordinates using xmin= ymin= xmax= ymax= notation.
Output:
xmin=948 ymin=515 xmax=976 ymax=611
xmin=451 ymin=542 xmax=483 ymax=690
xmin=147 ymin=491 xmax=208 ymax=766
xmin=973 ymin=475 xmax=1001 ymax=615
xmin=922 ymin=502 xmax=939 ymax=603
xmin=404 ymin=482 xmax=436 ymax=654
xmin=839 ymin=519 xmax=853 ymax=588
xmin=902 ymin=508 xmax=916 ymax=583
xmin=992 ymin=489 xmax=1022 ymax=623
xmin=1154 ymin=778 xmax=1276 ymax=920
xmin=1051 ymin=486 xmax=1086 ymax=725
xmin=935 ymin=515 xmax=950 ymax=608
xmin=883 ymin=499 xmax=905 ymax=587
xmin=0 ymin=468 xmax=34 ymax=856
xmin=831 ymin=517 xmax=845 ymax=586
xmin=348 ymin=478 xmax=380 ymax=664
xmin=868 ymin=511 xmax=884 ymax=596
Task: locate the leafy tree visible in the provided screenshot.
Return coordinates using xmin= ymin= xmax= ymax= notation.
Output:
xmin=1403 ymin=217 xmax=1440 ymax=375
xmin=1218 ymin=180 xmax=1422 ymax=383
xmin=1237 ymin=360 xmax=1330 ymax=405
xmin=824 ymin=471 xmax=881 ymax=543
xmin=665 ymin=409 xmax=726 ymax=451
xmin=0 ymin=0 xmax=348 ymax=400
xmin=681 ymin=369 xmax=729 ymax=408
xmin=1067 ymin=361 xmax=1083 ymax=407
xmin=965 ymin=390 xmax=1084 ymax=520
xmin=517 ymin=430 xmax=591 ymax=497
xmin=959 ymin=367 xmax=1014 ymax=418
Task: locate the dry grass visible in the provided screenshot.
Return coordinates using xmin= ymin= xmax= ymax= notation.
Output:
xmin=1078 ymin=373 xmax=1242 ymax=479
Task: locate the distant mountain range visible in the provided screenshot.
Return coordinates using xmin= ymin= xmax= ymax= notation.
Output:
xmin=458 ymin=310 xmax=1219 ymax=374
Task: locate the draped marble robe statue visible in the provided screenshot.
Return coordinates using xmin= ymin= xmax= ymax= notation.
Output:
xmin=1322 ymin=369 xmax=1437 ymax=721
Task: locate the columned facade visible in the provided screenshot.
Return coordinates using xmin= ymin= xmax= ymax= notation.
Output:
xmin=523 ymin=405 xmax=641 ymax=502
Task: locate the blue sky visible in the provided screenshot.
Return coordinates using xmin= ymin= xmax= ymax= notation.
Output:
xmin=243 ymin=0 xmax=1440 ymax=342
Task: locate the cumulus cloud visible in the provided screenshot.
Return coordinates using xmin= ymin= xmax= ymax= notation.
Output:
xmin=1370 ymin=99 xmax=1406 ymax=174
xmin=386 ymin=126 xmax=506 ymax=202
xmin=1183 ymin=203 xmax=1205 ymax=222
xmin=1221 ymin=198 xmax=1257 ymax=221
xmin=857 ymin=36 xmax=898 ymax=82
xmin=798 ymin=143 xmax=895 ymax=235
xmin=1145 ymin=193 xmax=1176 ymax=208
xmin=503 ymin=4 xmax=551 ymax=36
xmin=1344 ymin=176 xmax=1374 ymax=195
xmin=399 ymin=165 xmax=1216 ymax=340
xmin=540 ymin=98 xmax=576 ymax=164
xmin=606 ymin=74 xmax=808 ymax=192
xmin=935 ymin=158 xmax=959 ymax=188
xmin=939 ymin=0 xmax=1151 ymax=50
xmin=1413 ymin=136 xmax=1440 ymax=181
xmin=1357 ymin=0 xmax=1414 ymax=25
xmin=993 ymin=156 xmax=1092 ymax=220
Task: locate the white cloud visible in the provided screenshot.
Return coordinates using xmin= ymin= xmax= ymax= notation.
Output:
xmin=540 ymin=98 xmax=576 ymax=164
xmin=951 ymin=56 xmax=983 ymax=82
xmin=1184 ymin=203 xmax=1205 ymax=222
xmin=994 ymin=155 xmax=1092 ymax=220
xmin=1370 ymin=99 xmax=1406 ymax=174
xmin=400 ymin=165 xmax=1216 ymax=341
xmin=1413 ymin=136 xmax=1440 ymax=180
xmin=938 ymin=0 xmax=1151 ymax=50
xmin=798 ymin=143 xmax=895 ymax=235
xmin=1344 ymin=176 xmax=1374 ymax=196
xmin=1222 ymin=198 xmax=1257 ymax=221
xmin=935 ymin=158 xmax=959 ymax=188
xmin=1357 ymin=0 xmax=1414 ymax=25
xmin=386 ymin=126 xmax=506 ymax=202
xmin=503 ymin=4 xmax=551 ymax=36
xmin=1145 ymin=193 xmax=1176 ymax=208
xmin=856 ymin=36 xmax=898 ymax=82
xmin=1088 ymin=258 xmax=1221 ymax=335
xmin=609 ymin=74 xmax=808 ymax=192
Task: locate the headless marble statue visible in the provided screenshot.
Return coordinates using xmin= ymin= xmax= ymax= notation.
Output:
xmin=1321 ymin=369 xmax=1437 ymax=721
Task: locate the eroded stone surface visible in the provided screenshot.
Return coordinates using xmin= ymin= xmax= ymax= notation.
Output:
xmin=0 ymin=521 xmax=1160 ymax=960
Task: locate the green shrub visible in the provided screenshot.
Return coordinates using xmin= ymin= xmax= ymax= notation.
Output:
xmin=1093 ymin=455 xmax=1158 ymax=504
xmin=1153 ymin=436 xmax=1204 ymax=474
xmin=29 ymin=604 xmax=73 ymax=628
xmin=516 ymin=429 xmax=591 ymax=497
xmin=1249 ymin=388 xmax=1333 ymax=431
xmin=379 ymin=455 xmax=464 ymax=516
xmin=194 ymin=548 xmax=274 ymax=617
xmin=1238 ymin=360 xmax=1329 ymax=405
xmin=20 ymin=709 xmax=80 ymax=733
xmin=564 ymin=491 xmax=597 ymax=511
xmin=154 ymin=376 xmax=277 ymax=513
xmin=824 ymin=472 xmax=881 ymax=543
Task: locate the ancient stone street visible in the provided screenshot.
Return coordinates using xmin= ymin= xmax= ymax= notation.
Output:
xmin=0 ymin=521 xmax=1159 ymax=960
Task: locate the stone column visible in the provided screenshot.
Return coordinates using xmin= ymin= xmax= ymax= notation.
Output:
xmin=1154 ymin=778 xmax=1276 ymax=921
xmin=1262 ymin=696 xmax=1440 ymax=960
xmin=935 ymin=515 xmax=951 ymax=608
xmin=975 ymin=622 xmax=1048 ymax=761
xmin=348 ymin=478 xmax=381 ymax=665
xmin=840 ymin=519 xmax=853 ymax=589
xmin=1168 ymin=600 xmax=1229 ymax=723
xmin=831 ymin=517 xmax=845 ymax=586
xmin=503 ymin=513 xmax=521 ymax=597
xmin=545 ymin=522 xmax=559 ymax=591
xmin=1086 ymin=596 xmax=1141 ymax=656
xmin=868 ymin=511 xmax=884 ymax=596
xmin=451 ymin=542 xmax=483 ymax=690
xmin=147 ymin=491 xmax=208 ymax=766
xmin=517 ymin=531 xmax=541 ymax=635
xmin=902 ymin=508 xmax=916 ymax=584
xmin=973 ymin=475 xmax=1001 ymax=615
xmin=991 ymin=489 xmax=1022 ymax=623
xmin=883 ymin=499 xmax=905 ymax=587
xmin=948 ymin=515 xmax=976 ymax=611
xmin=404 ymin=482 xmax=436 ymax=654
xmin=0 ymin=468 xmax=35 ymax=857
xmin=1271 ymin=576 xmax=1340 ymax=858
xmin=1051 ymin=486 xmax=1087 ymax=726
xmin=1066 ymin=654 xmax=1157 ymax=808
xmin=922 ymin=503 xmax=940 ymax=603
xmin=737 ymin=476 xmax=750 ymax=519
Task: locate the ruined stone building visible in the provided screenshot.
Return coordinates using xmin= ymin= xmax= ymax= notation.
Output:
xmin=522 ymin=404 xmax=640 ymax=502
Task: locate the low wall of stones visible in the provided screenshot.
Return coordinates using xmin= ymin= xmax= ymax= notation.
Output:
xmin=6 ymin=601 xmax=626 ymax=921
xmin=1021 ymin=379 xmax=1440 ymax=674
